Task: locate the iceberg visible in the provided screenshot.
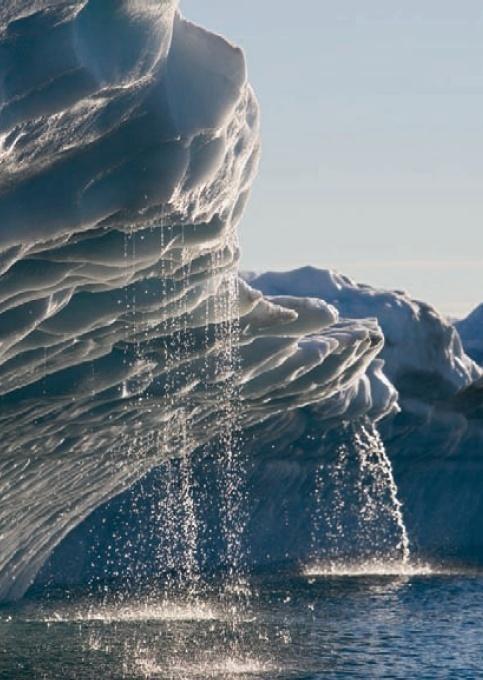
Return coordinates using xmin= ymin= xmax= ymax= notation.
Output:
xmin=3 ymin=0 xmax=480 ymax=596
xmin=0 ymin=3 xmax=395 ymax=599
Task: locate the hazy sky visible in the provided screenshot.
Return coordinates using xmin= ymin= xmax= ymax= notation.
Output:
xmin=181 ymin=1 xmax=482 ymax=317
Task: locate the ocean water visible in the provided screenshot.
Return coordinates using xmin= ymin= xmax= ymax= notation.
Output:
xmin=1 ymin=565 xmax=482 ymax=679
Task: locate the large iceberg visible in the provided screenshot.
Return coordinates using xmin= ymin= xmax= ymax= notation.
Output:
xmin=0 ymin=3 xmax=395 ymax=599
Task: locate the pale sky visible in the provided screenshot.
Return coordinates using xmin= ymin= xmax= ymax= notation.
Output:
xmin=181 ymin=1 xmax=483 ymax=317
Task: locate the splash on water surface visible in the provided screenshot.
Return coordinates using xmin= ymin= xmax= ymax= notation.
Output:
xmin=303 ymin=559 xmax=437 ymax=578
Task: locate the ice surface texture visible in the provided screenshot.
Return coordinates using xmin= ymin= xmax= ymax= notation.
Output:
xmin=0 ymin=4 xmax=394 ymax=599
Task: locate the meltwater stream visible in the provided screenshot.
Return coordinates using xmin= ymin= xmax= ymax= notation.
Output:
xmin=306 ymin=420 xmax=413 ymax=577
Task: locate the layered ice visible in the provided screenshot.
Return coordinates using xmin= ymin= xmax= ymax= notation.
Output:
xmin=0 ymin=4 xmax=395 ymax=599
xmin=246 ymin=267 xmax=480 ymax=394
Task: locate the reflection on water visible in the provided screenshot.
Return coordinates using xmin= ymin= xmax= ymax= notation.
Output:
xmin=2 ymin=570 xmax=483 ymax=679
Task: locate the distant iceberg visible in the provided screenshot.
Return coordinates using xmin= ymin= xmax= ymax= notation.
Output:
xmin=456 ymin=304 xmax=483 ymax=366
xmin=246 ymin=267 xmax=480 ymax=392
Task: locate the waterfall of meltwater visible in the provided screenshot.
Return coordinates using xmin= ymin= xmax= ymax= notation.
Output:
xmin=142 ymin=227 xmax=248 ymax=602
xmin=308 ymin=420 xmax=411 ymax=575
xmin=149 ymin=227 xmax=204 ymax=596
xmin=212 ymin=253 xmax=246 ymax=583
xmin=356 ymin=422 xmax=411 ymax=565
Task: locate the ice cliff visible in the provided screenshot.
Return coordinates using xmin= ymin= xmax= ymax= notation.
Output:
xmin=0 ymin=3 xmax=395 ymax=600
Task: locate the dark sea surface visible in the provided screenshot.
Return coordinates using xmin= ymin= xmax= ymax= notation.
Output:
xmin=1 ymin=565 xmax=482 ymax=679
